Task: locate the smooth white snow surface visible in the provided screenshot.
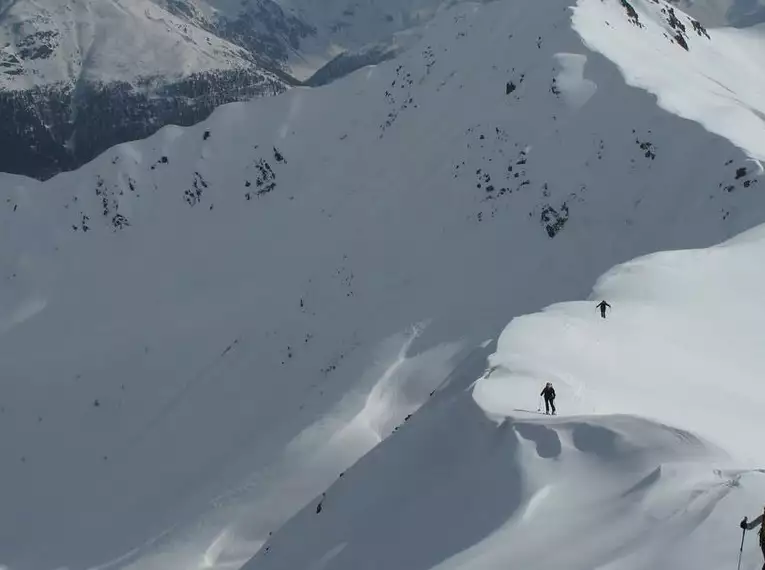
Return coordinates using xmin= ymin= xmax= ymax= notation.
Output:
xmin=252 ymin=218 xmax=765 ymax=570
xmin=574 ymin=0 xmax=765 ymax=162
xmin=552 ymin=53 xmax=597 ymax=110
xmin=480 ymin=223 xmax=765 ymax=467
xmin=2 ymin=0 xmax=765 ymax=569
xmin=0 ymin=0 xmax=481 ymax=89
xmin=469 ymin=225 xmax=765 ymax=569
xmin=494 ymin=224 xmax=765 ymax=429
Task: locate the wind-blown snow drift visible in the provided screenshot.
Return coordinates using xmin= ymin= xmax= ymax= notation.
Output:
xmin=479 ymin=223 xmax=765 ymax=467
xmin=2 ymin=0 xmax=765 ymax=568
xmin=574 ymin=0 xmax=765 ymax=162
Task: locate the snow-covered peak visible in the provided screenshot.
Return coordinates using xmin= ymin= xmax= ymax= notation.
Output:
xmin=0 ymin=0 xmax=472 ymax=90
xmin=0 ymin=0 xmax=257 ymax=90
xmin=479 ymin=222 xmax=765 ymax=466
xmin=574 ymin=0 xmax=765 ymax=162
xmin=0 ymin=0 xmax=477 ymax=177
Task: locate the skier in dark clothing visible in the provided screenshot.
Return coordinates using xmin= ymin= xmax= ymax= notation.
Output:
xmin=741 ymin=507 xmax=765 ymax=570
xmin=540 ymin=382 xmax=556 ymax=415
xmin=596 ymin=300 xmax=611 ymax=319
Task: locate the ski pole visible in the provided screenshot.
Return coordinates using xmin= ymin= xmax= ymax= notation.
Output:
xmin=537 ymin=395 xmax=542 ymax=412
xmin=738 ymin=524 xmax=746 ymax=570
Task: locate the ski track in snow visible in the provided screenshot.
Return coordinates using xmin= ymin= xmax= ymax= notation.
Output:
xmin=2 ymin=0 xmax=765 ymax=568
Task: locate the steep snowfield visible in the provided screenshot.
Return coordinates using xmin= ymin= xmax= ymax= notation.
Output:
xmin=574 ymin=0 xmax=765 ymax=162
xmin=253 ymin=225 xmax=765 ymax=570
xmin=2 ymin=0 xmax=765 ymax=568
xmin=479 ymin=224 xmax=765 ymax=466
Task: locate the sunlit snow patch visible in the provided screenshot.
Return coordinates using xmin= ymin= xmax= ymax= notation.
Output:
xmin=573 ymin=0 xmax=765 ymax=162
xmin=249 ymin=375 xmax=765 ymax=570
xmin=553 ymin=53 xmax=597 ymax=109
xmin=251 ymin=223 xmax=765 ymax=570
xmin=116 ymin=326 xmax=463 ymax=570
xmin=482 ymin=223 xmax=765 ymax=466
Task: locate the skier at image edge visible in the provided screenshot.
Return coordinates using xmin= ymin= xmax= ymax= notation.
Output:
xmin=740 ymin=507 xmax=765 ymax=570
xmin=540 ymin=382 xmax=556 ymax=415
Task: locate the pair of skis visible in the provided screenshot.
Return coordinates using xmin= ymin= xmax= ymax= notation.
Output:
xmin=537 ymin=396 xmax=557 ymax=415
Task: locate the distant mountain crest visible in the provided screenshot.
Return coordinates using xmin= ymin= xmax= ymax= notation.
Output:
xmin=0 ymin=0 xmax=464 ymax=179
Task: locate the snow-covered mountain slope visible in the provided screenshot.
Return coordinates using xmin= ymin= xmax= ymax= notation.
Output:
xmin=0 ymin=0 xmax=256 ymax=90
xmin=0 ymin=0 xmax=290 ymax=179
xmin=0 ymin=0 xmax=468 ymax=179
xmin=479 ymin=223 xmax=765 ymax=466
xmin=2 ymin=0 xmax=765 ymax=568
xmin=150 ymin=0 xmax=461 ymax=81
xmin=575 ymin=0 xmax=765 ymax=162
xmin=252 ymin=224 xmax=765 ymax=570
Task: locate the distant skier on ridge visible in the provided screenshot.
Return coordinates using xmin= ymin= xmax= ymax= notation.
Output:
xmin=596 ymin=300 xmax=611 ymax=319
xmin=540 ymin=382 xmax=556 ymax=415
xmin=740 ymin=507 xmax=765 ymax=569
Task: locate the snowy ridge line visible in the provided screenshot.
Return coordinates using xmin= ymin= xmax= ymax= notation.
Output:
xmin=252 ymin=222 xmax=765 ymax=570
xmin=482 ymin=223 xmax=765 ymax=466
xmin=248 ymin=321 xmax=765 ymax=570
xmin=573 ymin=0 xmax=765 ymax=162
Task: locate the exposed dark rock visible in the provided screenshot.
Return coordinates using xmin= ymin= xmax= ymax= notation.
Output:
xmin=665 ymin=7 xmax=686 ymax=33
xmin=674 ymin=32 xmax=689 ymax=51
xmin=691 ymin=19 xmax=710 ymax=39
xmin=540 ymin=203 xmax=569 ymax=238
xmin=620 ymin=0 xmax=642 ymax=27
xmin=164 ymin=0 xmax=200 ymax=20
xmin=16 ymin=30 xmax=59 ymax=61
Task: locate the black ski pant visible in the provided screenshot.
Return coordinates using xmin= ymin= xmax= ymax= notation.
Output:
xmin=544 ymin=397 xmax=556 ymax=414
